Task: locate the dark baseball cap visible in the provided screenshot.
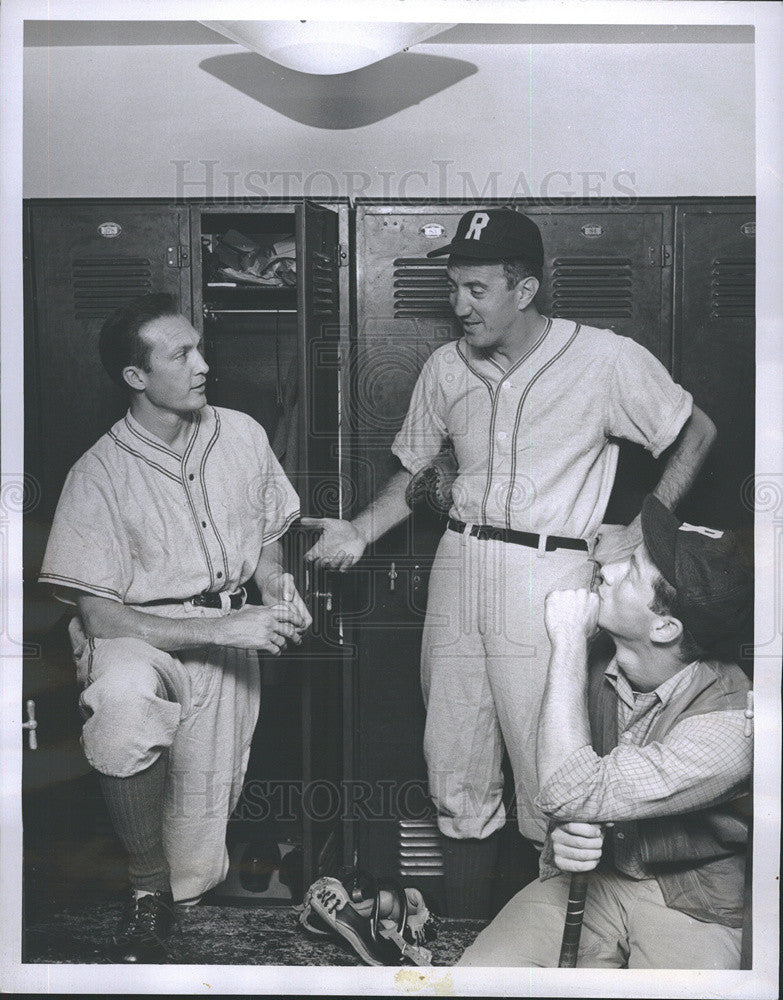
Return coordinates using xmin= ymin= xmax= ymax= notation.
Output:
xmin=641 ymin=494 xmax=753 ymax=650
xmin=426 ymin=208 xmax=544 ymax=273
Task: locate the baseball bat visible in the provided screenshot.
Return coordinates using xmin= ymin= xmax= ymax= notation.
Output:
xmin=557 ymin=872 xmax=589 ymax=967
xmin=555 ymin=561 xmax=601 ymax=968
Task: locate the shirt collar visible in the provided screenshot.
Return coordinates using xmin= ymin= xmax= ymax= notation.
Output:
xmin=604 ymin=656 xmax=700 ymax=708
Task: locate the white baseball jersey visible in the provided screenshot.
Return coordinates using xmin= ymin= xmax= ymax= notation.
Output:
xmin=392 ymin=319 xmax=693 ymax=536
xmin=40 ymin=405 xmax=300 ymax=605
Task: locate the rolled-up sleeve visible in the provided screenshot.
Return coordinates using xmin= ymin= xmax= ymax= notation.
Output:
xmin=535 ymin=710 xmax=752 ymax=824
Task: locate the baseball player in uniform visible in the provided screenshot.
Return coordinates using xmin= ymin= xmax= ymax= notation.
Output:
xmin=303 ymin=208 xmax=716 ymax=918
xmin=39 ymin=293 xmax=311 ymax=961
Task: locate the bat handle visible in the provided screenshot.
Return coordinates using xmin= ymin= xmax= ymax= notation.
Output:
xmin=558 ymin=872 xmax=589 ymax=968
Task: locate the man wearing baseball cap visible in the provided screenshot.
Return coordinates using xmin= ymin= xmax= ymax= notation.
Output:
xmin=458 ymin=494 xmax=752 ymax=967
xmin=304 ymin=208 xmax=717 ymax=917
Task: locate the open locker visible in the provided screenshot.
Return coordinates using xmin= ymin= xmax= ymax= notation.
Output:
xmin=193 ymin=200 xmax=349 ymax=903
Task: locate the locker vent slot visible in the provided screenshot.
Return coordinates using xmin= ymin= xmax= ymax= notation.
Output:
xmin=398 ymin=818 xmax=444 ymax=877
xmin=551 ymin=257 xmax=633 ymax=318
xmin=311 ymin=250 xmax=338 ymax=318
xmin=72 ymin=257 xmax=153 ymax=319
xmin=392 ymin=258 xmax=451 ymax=317
xmin=710 ymin=258 xmax=755 ymax=318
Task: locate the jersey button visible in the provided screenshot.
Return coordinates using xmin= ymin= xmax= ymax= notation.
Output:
xmin=201 ymin=521 xmax=207 ymax=528
xmin=615 ymin=831 xmax=626 ymax=840
xmin=217 ymin=571 xmax=223 ymax=579
xmin=188 ymin=473 xmax=195 ymax=481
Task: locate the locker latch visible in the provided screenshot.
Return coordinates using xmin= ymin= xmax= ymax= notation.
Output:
xmin=22 ymin=699 xmax=37 ymax=750
xmin=167 ymin=245 xmax=190 ymax=268
xmin=648 ymin=244 xmax=672 ymax=267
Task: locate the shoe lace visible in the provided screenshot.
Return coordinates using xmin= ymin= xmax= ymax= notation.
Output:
xmin=124 ymin=893 xmax=169 ymax=940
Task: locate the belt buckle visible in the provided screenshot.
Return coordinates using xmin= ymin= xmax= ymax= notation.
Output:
xmin=475 ymin=525 xmax=501 ymax=542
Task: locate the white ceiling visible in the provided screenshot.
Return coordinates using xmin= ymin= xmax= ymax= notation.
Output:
xmin=23 ymin=21 xmax=754 ymax=47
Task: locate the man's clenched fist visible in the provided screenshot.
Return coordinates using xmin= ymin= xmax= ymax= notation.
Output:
xmin=551 ymin=822 xmax=604 ymax=873
xmin=544 ymin=588 xmax=600 ymax=644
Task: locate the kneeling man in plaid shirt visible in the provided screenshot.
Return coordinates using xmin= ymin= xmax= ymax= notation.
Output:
xmin=458 ymin=493 xmax=753 ymax=969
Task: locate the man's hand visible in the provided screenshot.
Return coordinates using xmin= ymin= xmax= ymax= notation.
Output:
xmin=544 ymin=589 xmax=600 ymax=645
xmin=213 ymin=604 xmax=303 ymax=654
xmin=259 ymin=571 xmax=312 ymax=639
xmin=300 ymin=517 xmax=367 ymax=571
xmin=593 ymin=514 xmax=643 ymax=566
xmin=551 ymin=822 xmax=604 ymax=873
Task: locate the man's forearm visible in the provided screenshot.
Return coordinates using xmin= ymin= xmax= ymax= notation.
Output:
xmin=351 ymin=469 xmax=412 ymax=546
xmin=537 ymin=634 xmax=592 ymax=789
xmin=77 ymin=593 xmax=230 ymax=652
xmin=653 ymin=405 xmax=716 ymax=509
xmin=253 ymin=540 xmax=286 ymax=597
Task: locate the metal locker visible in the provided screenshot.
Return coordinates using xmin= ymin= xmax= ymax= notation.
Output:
xmin=25 ymin=201 xmax=192 ymax=519
xmin=192 ymin=199 xmax=350 ymax=894
xmin=674 ymin=200 xmax=755 ymax=528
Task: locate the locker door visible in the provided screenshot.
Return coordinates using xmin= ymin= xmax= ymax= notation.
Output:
xmin=531 ymin=204 xmax=674 ymax=524
xmin=531 ymin=205 xmax=672 ymax=363
xmin=294 ymin=201 xmax=346 ymax=886
xmin=674 ymin=202 xmax=755 ymax=528
xmin=296 ymin=201 xmax=342 ymax=514
xmin=25 ymin=202 xmax=191 ymax=518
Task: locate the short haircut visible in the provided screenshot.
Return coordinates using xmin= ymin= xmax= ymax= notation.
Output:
xmin=649 ymin=573 xmax=706 ymax=663
xmin=98 ymin=292 xmax=180 ymax=389
xmin=447 ymin=254 xmax=543 ymax=288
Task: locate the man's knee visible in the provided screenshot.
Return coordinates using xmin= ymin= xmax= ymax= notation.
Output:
xmin=79 ymin=638 xmax=182 ymax=777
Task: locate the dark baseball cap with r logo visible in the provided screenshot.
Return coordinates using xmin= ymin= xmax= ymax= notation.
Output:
xmin=426 ymin=208 xmax=544 ymax=274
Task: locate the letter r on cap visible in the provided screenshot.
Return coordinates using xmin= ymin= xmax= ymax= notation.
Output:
xmin=465 ymin=212 xmax=490 ymax=240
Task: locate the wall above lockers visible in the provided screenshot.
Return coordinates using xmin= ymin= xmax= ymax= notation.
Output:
xmin=23 ymin=22 xmax=754 ymax=200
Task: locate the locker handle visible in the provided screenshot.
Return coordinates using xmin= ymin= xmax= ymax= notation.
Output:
xmin=22 ymin=699 xmax=38 ymax=750
xmin=388 ymin=562 xmax=397 ymax=592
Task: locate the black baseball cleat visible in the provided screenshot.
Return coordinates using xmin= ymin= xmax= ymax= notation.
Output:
xmin=110 ymin=888 xmax=177 ymax=963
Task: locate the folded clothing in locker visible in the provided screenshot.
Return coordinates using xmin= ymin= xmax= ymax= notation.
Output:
xmin=214 ymin=228 xmax=297 ymax=287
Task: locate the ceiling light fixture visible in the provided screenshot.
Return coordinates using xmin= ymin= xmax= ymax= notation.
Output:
xmin=201 ymin=20 xmax=450 ymax=75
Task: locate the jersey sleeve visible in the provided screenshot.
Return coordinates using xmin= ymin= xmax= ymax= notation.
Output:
xmin=38 ymin=468 xmax=132 ymax=605
xmin=391 ymin=353 xmax=449 ymax=474
xmin=250 ymin=420 xmax=301 ymax=545
xmin=606 ymin=337 xmax=693 ymax=458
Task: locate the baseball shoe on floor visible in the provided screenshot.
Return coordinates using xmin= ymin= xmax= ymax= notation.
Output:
xmin=110 ymin=887 xmax=177 ymax=963
xmin=298 ymin=870 xmax=437 ymax=966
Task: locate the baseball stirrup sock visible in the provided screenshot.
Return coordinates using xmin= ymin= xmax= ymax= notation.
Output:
xmin=441 ymin=832 xmax=500 ymax=919
xmin=98 ymin=750 xmax=171 ymax=893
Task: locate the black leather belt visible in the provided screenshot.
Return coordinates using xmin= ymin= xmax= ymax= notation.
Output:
xmin=447 ymin=517 xmax=588 ymax=553
xmin=141 ymin=587 xmax=247 ymax=610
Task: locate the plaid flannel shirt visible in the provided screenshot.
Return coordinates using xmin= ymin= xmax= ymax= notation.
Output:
xmin=536 ymin=657 xmax=752 ymax=881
